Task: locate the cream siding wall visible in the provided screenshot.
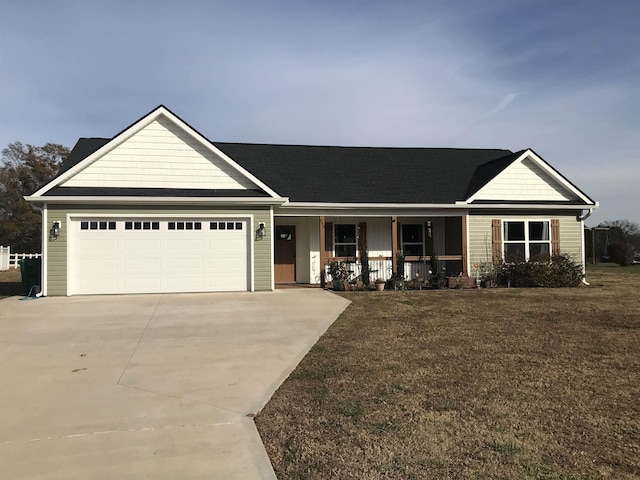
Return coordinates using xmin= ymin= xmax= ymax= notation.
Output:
xmin=474 ymin=159 xmax=576 ymax=202
xmin=62 ymin=117 xmax=257 ymax=190
xmin=46 ymin=205 xmax=272 ymax=296
xmin=467 ymin=211 xmax=584 ymax=269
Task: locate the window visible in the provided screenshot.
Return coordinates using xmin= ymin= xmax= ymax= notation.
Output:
xmin=82 ymin=220 xmax=117 ymax=230
xmin=503 ymin=220 xmax=550 ymax=262
xmin=208 ymin=221 xmax=241 ymax=230
xmin=402 ymin=224 xmax=424 ymax=256
xmin=334 ymin=224 xmax=356 ymax=257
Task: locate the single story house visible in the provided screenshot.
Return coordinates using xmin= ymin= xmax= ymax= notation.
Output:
xmin=27 ymin=105 xmax=597 ymax=296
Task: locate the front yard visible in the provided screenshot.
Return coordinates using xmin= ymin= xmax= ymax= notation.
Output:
xmin=256 ymin=265 xmax=640 ymax=479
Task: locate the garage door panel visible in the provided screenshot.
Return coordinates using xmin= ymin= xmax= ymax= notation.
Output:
xmin=123 ymin=258 xmax=164 ymax=272
xmin=70 ymin=218 xmax=249 ymax=295
xmin=166 ymin=238 xmax=207 ymax=250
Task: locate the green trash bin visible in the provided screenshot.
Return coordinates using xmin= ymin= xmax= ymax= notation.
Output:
xmin=19 ymin=258 xmax=42 ymax=296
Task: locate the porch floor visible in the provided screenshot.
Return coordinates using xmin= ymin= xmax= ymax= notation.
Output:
xmin=274 ymin=283 xmax=321 ymax=290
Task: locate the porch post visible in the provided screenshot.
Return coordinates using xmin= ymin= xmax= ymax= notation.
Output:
xmin=391 ymin=216 xmax=398 ymax=275
xmin=461 ymin=215 xmax=468 ymax=275
xmin=319 ymin=216 xmax=326 ymax=288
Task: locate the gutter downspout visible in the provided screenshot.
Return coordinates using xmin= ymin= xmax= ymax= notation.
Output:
xmin=577 ymin=208 xmax=593 ymax=222
xmin=29 ymin=201 xmax=46 ymax=297
xmin=578 ymin=208 xmax=593 ymax=285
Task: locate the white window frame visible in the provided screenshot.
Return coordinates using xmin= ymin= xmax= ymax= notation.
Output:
xmin=503 ymin=219 xmax=551 ymax=262
xmin=334 ymin=223 xmax=357 ymax=258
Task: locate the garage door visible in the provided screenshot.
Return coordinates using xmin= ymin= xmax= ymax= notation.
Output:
xmin=69 ymin=218 xmax=250 ymax=295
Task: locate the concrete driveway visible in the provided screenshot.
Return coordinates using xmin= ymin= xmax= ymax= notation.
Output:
xmin=0 ymin=289 xmax=349 ymax=479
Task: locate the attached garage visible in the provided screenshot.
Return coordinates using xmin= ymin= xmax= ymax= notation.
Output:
xmin=68 ymin=217 xmax=251 ymax=295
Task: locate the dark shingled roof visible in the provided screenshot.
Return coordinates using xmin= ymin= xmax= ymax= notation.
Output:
xmin=213 ymin=143 xmax=516 ymax=203
xmin=49 ymin=137 xmax=590 ymax=204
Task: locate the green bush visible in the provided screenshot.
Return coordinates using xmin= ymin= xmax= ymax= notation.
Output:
xmin=496 ymin=255 xmax=583 ymax=288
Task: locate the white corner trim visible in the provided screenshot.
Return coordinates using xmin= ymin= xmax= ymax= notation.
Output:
xmin=270 ymin=207 xmax=275 ymax=291
xmin=42 ymin=204 xmax=48 ymax=296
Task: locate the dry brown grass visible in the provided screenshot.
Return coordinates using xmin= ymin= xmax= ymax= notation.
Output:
xmin=256 ymin=266 xmax=640 ymax=479
xmin=0 ymin=268 xmax=22 ymax=298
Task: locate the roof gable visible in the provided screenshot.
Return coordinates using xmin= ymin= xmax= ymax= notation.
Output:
xmin=29 ymin=106 xmax=595 ymax=208
xmin=465 ymin=150 xmax=594 ymax=204
xmin=32 ymin=106 xmax=280 ymax=198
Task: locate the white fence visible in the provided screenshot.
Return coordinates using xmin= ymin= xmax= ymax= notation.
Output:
xmin=0 ymin=247 xmax=42 ymax=270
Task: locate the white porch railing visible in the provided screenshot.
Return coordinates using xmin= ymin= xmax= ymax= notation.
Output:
xmin=325 ymin=259 xmax=434 ymax=283
xmin=324 ymin=258 xmax=465 ymax=284
xmin=0 ymin=248 xmax=42 ymax=270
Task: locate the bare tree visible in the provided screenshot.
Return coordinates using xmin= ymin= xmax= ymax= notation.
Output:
xmin=0 ymin=142 xmax=69 ymax=252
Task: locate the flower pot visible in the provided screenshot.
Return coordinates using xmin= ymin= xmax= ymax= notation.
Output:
xmin=376 ymin=282 xmax=385 ymax=291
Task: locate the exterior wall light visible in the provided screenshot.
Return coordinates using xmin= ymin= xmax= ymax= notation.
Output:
xmin=256 ymin=222 xmax=266 ymax=240
xmin=50 ymin=221 xmax=61 ymax=240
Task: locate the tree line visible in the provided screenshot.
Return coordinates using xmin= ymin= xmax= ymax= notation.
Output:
xmin=1 ymin=141 xmax=639 ymax=265
xmin=1 ymin=142 xmax=69 ymax=252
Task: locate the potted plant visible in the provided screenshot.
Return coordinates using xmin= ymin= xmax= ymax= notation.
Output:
xmin=328 ymin=260 xmax=350 ymax=291
xmin=374 ymin=278 xmax=385 ymax=291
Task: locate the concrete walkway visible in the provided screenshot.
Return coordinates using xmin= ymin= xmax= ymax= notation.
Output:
xmin=0 ymin=289 xmax=350 ymax=479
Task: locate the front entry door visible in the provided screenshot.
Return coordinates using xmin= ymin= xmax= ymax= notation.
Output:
xmin=275 ymin=226 xmax=296 ymax=283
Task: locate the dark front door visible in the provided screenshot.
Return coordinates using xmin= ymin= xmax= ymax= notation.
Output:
xmin=275 ymin=225 xmax=296 ymax=283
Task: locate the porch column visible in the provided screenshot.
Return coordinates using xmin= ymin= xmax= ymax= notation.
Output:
xmin=391 ymin=216 xmax=398 ymax=275
xmin=461 ymin=215 xmax=468 ymax=275
xmin=319 ymin=216 xmax=326 ymax=287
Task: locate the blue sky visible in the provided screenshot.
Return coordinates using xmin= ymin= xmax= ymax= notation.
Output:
xmin=1 ymin=0 xmax=638 ymax=225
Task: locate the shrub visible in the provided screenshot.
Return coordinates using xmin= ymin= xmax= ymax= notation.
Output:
xmin=496 ymin=255 xmax=583 ymax=288
xmin=608 ymin=241 xmax=636 ymax=266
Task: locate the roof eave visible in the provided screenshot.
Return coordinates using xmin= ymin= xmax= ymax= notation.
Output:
xmin=25 ymin=195 xmax=288 ymax=206
xmin=456 ymin=201 xmax=598 ymax=210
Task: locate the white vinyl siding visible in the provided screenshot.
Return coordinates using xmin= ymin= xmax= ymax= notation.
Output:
xmin=61 ymin=116 xmax=257 ymax=190
xmin=473 ymin=158 xmax=576 ymax=202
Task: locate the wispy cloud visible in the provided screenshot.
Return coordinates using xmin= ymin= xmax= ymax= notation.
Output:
xmin=0 ymin=0 xmax=638 ymax=224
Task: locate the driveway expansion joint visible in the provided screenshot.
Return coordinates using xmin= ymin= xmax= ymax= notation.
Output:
xmin=117 ymin=294 xmax=163 ymax=386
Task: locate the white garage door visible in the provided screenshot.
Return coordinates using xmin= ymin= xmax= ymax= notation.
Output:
xmin=69 ymin=218 xmax=250 ymax=295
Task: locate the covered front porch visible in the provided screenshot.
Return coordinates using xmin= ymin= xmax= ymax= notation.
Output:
xmin=273 ymin=215 xmax=468 ymax=285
